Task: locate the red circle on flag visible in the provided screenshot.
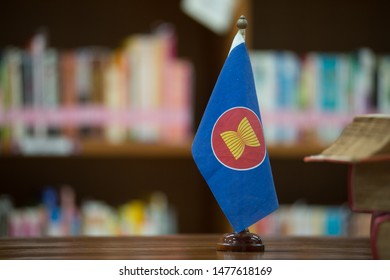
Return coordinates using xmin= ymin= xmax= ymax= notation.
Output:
xmin=211 ymin=107 xmax=266 ymax=170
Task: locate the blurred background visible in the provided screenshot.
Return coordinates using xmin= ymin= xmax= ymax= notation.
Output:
xmin=0 ymin=0 xmax=388 ymax=237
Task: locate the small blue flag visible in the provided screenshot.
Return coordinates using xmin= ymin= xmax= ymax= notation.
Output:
xmin=192 ymin=32 xmax=278 ymax=233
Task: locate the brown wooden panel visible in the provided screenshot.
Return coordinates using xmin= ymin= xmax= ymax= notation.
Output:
xmin=252 ymin=0 xmax=390 ymax=53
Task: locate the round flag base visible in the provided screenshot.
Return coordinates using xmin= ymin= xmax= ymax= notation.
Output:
xmin=216 ymin=229 xmax=265 ymax=252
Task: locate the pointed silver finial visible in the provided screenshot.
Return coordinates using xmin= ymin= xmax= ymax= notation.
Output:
xmin=237 ymin=15 xmax=248 ymax=40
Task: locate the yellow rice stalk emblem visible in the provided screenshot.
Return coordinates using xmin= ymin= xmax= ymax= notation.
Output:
xmin=220 ymin=117 xmax=260 ymax=160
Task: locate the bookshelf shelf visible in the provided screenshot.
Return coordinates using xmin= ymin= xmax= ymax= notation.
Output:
xmin=1 ymin=140 xmax=325 ymax=159
xmin=79 ymin=140 xmax=192 ymax=158
xmin=80 ymin=142 xmax=327 ymax=159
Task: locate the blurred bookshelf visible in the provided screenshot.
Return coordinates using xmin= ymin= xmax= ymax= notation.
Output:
xmin=1 ymin=140 xmax=326 ymax=159
xmin=1 ymin=0 xmax=390 ymax=236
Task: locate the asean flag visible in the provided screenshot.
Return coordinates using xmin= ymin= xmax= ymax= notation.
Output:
xmin=192 ymin=32 xmax=278 ymax=233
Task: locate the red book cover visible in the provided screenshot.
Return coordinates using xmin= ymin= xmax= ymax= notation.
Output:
xmin=371 ymin=212 xmax=390 ymax=259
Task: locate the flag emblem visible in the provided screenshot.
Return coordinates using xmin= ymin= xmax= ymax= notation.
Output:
xmin=212 ymin=107 xmax=266 ymax=170
xmin=221 ymin=117 xmax=259 ymax=159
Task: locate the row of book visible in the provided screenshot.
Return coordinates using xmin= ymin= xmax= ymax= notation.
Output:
xmin=250 ymin=49 xmax=390 ymax=144
xmin=249 ymin=203 xmax=371 ymax=237
xmin=0 ymin=24 xmax=193 ymax=154
xmin=0 ymin=186 xmax=177 ymax=237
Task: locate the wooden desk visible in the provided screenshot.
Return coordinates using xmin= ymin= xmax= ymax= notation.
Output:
xmin=0 ymin=235 xmax=372 ymax=260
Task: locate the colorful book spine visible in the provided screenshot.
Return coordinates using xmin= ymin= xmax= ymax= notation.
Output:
xmin=250 ymin=51 xmax=278 ymax=143
xmin=274 ymin=51 xmax=300 ymax=143
xmin=6 ymin=48 xmax=25 ymax=144
xmin=378 ymin=56 xmax=390 ymax=113
xmin=59 ymin=51 xmax=77 ymax=139
xmin=103 ymin=51 xmax=127 ymax=143
xmin=161 ymin=58 xmax=194 ymax=144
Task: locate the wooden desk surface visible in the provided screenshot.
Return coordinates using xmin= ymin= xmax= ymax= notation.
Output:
xmin=0 ymin=235 xmax=372 ymax=260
